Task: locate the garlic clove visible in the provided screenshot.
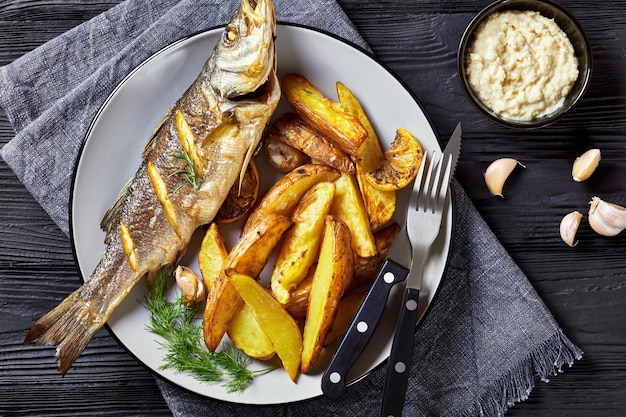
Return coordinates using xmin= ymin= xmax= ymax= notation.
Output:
xmin=484 ymin=158 xmax=525 ymax=197
xmin=572 ymin=148 xmax=601 ymax=182
xmin=175 ymin=265 xmax=206 ymax=305
xmin=559 ymin=211 xmax=583 ymax=247
xmin=588 ymin=196 xmax=626 ymax=237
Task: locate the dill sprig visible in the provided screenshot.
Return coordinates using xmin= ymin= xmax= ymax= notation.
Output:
xmin=145 ymin=267 xmax=272 ymax=393
xmin=170 ymin=148 xmax=199 ymax=192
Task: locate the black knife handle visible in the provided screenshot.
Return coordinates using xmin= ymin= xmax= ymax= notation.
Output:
xmin=321 ymin=258 xmax=408 ymax=399
xmin=380 ymin=287 xmax=420 ymax=417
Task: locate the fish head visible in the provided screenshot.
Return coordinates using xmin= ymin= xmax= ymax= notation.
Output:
xmin=210 ymin=0 xmax=276 ymax=99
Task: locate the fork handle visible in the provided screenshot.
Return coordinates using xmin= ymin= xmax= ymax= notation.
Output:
xmin=321 ymin=259 xmax=408 ymax=399
xmin=380 ymin=287 xmax=420 ymax=417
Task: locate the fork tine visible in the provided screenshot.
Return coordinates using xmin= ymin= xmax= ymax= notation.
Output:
xmin=421 ymin=152 xmax=439 ymax=212
xmin=409 ymin=150 xmax=428 ymax=212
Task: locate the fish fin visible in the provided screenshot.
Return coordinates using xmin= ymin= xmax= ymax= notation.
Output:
xmin=100 ymin=178 xmax=132 ymax=242
xmin=24 ymin=290 xmax=102 ymax=375
xmin=238 ymin=137 xmax=258 ymax=192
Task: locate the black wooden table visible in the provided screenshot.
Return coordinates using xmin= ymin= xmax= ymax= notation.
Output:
xmin=1 ymin=1 xmax=625 ymax=415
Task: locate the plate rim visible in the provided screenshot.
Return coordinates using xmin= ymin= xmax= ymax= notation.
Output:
xmin=68 ymin=21 xmax=455 ymax=406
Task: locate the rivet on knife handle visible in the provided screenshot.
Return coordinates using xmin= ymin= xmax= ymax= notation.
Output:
xmin=321 ymin=258 xmax=408 ymax=399
xmin=379 ymin=287 xmax=420 ymax=417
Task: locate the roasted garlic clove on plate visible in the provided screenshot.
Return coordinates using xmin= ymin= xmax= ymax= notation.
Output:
xmin=560 ymin=211 xmax=583 ymax=247
xmin=572 ymin=148 xmax=601 ymax=182
xmin=175 ymin=265 xmax=206 ymax=305
xmin=484 ymin=158 xmax=525 ymax=197
xmin=588 ymin=196 xmax=626 ymax=237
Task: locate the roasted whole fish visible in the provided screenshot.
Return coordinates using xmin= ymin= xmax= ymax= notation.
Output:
xmin=24 ymin=0 xmax=280 ymax=374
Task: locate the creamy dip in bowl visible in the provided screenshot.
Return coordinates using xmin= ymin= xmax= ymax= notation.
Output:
xmin=458 ymin=0 xmax=592 ymax=129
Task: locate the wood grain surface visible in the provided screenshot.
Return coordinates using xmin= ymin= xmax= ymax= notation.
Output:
xmin=1 ymin=0 xmax=625 ymax=416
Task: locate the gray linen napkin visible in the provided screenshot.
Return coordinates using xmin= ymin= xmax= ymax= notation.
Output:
xmin=0 ymin=0 xmax=583 ymax=415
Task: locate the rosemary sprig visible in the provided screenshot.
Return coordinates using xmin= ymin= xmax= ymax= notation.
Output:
xmin=170 ymin=148 xmax=199 ymax=192
xmin=145 ymin=267 xmax=273 ymax=393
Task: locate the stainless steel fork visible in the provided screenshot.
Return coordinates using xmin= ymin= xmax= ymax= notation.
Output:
xmin=379 ymin=149 xmax=455 ymax=417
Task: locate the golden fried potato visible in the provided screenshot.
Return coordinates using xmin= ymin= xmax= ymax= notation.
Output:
xmin=198 ymin=223 xmax=276 ymax=359
xmin=228 ymin=213 xmax=293 ymax=277
xmin=203 ymin=214 xmax=292 ymax=351
xmin=285 ymin=225 xmax=399 ymax=322
xmin=229 ymin=272 xmax=303 ymax=382
xmin=243 ymin=163 xmax=339 ymax=234
xmin=198 ymin=223 xmax=228 ymax=291
xmin=227 ymin=302 xmax=276 ymax=360
xmin=351 ymin=222 xmax=401 ymax=291
xmin=330 ymin=172 xmax=377 ymax=258
xmin=282 ymin=73 xmax=366 ymax=156
xmin=204 ymin=274 xmax=240 ymax=352
xmin=264 ymin=135 xmax=310 ymax=173
xmin=364 ymin=128 xmax=424 ymax=191
xmin=269 ymin=112 xmax=354 ymax=173
xmin=336 ymin=82 xmax=396 ymax=230
xmin=301 ymin=215 xmax=353 ymax=373
xmin=323 ymin=289 xmax=368 ymax=346
xmin=271 ymin=181 xmax=336 ymax=305
xmin=285 ymin=224 xmax=399 ymax=319
xmin=284 ymin=269 xmax=314 ymax=319
xmin=216 ymin=160 xmax=259 ymax=224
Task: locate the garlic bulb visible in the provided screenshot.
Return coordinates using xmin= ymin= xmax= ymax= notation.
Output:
xmin=484 ymin=158 xmax=525 ymax=197
xmin=175 ymin=265 xmax=206 ymax=305
xmin=572 ymin=148 xmax=601 ymax=182
xmin=588 ymin=196 xmax=626 ymax=237
xmin=560 ymin=211 xmax=583 ymax=247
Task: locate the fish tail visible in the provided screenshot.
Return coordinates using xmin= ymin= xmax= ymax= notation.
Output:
xmin=24 ymin=289 xmax=104 ymax=375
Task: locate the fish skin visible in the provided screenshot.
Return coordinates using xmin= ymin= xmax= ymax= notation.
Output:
xmin=23 ymin=0 xmax=279 ymax=375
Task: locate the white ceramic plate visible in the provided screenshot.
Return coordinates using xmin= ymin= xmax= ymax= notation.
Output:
xmin=71 ymin=23 xmax=452 ymax=405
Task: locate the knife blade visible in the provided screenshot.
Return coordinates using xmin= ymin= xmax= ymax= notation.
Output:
xmin=380 ymin=122 xmax=461 ymax=417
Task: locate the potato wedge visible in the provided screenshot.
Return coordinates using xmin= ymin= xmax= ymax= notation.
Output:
xmin=285 ymin=223 xmax=397 ymax=320
xmin=216 ymin=159 xmax=259 ymax=224
xmin=282 ymin=73 xmax=366 ymax=156
xmin=324 ymin=289 xmax=368 ymax=346
xmin=198 ymin=223 xmax=228 ymax=291
xmin=198 ymin=223 xmax=276 ymax=359
xmin=271 ymin=181 xmax=336 ymax=305
xmin=227 ymin=302 xmax=276 ymax=360
xmin=330 ymin=172 xmax=377 ymax=258
xmin=228 ymin=213 xmax=293 ymax=277
xmin=269 ymin=112 xmax=354 ymax=173
xmin=284 ymin=269 xmax=314 ymax=319
xmin=301 ymin=215 xmax=353 ymax=373
xmin=203 ymin=214 xmax=292 ymax=351
xmin=336 ymin=82 xmax=396 ymax=230
xmin=243 ymin=163 xmax=339 ymax=234
xmin=229 ymin=272 xmax=303 ymax=382
xmin=286 ymin=219 xmax=398 ymax=317
xmin=364 ymin=128 xmax=424 ymax=191
xmin=351 ymin=222 xmax=401 ymax=291
xmin=265 ymin=135 xmax=310 ymax=173
xmin=204 ymin=277 xmax=240 ymax=352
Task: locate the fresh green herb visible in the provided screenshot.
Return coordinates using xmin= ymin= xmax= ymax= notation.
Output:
xmin=145 ymin=267 xmax=273 ymax=392
xmin=170 ymin=148 xmax=199 ymax=192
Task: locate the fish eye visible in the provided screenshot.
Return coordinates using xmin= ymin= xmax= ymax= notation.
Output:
xmin=222 ymin=26 xmax=239 ymax=47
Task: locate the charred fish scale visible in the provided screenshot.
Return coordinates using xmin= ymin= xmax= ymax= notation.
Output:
xmin=24 ymin=0 xmax=279 ymax=374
